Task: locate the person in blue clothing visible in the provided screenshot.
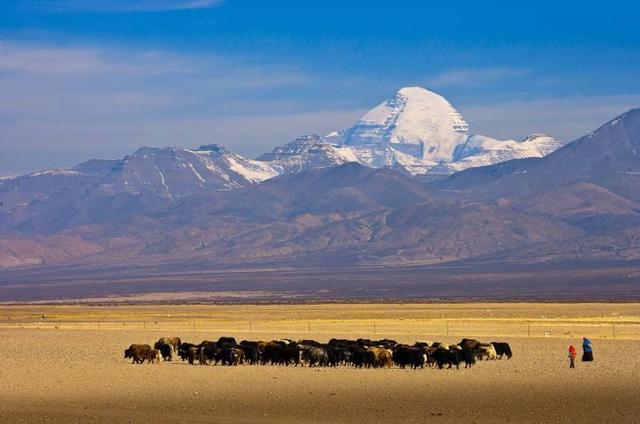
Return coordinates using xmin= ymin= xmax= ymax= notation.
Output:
xmin=581 ymin=336 xmax=593 ymax=362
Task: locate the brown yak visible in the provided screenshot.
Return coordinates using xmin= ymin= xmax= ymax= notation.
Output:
xmin=124 ymin=344 xmax=157 ymax=364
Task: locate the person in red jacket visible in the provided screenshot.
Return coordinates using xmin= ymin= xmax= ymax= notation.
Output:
xmin=568 ymin=345 xmax=577 ymax=368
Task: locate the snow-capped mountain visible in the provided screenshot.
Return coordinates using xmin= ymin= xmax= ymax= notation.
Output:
xmin=0 ymin=144 xmax=278 ymax=233
xmin=117 ymin=144 xmax=278 ymax=195
xmin=442 ymin=133 xmax=565 ymax=173
xmin=265 ymin=86 xmax=565 ymax=176
xmin=1 ymin=109 xmax=639 ymax=274
xmin=325 ymin=86 xmax=469 ymax=163
xmin=2 ymin=144 xmax=278 ymax=200
xmin=0 ymin=85 xmax=567 ymax=230
xmin=257 ymin=135 xmax=358 ymax=175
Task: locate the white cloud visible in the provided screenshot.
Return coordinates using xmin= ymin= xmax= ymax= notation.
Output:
xmin=426 ymin=67 xmax=529 ymax=88
xmin=26 ymin=0 xmax=223 ymax=13
xmin=0 ymin=40 xmax=365 ymax=174
xmin=0 ymin=41 xmax=312 ymax=120
xmin=2 ymin=40 xmax=639 ymax=176
xmin=0 ymin=42 xmax=147 ymax=76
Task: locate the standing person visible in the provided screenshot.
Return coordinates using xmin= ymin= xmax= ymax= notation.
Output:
xmin=582 ymin=337 xmax=593 ymax=362
xmin=568 ymin=345 xmax=577 ymax=368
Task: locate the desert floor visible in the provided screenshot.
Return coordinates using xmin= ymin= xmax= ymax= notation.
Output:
xmin=1 ymin=303 xmax=640 ymax=423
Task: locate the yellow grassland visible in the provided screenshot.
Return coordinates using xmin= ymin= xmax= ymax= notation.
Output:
xmin=2 ymin=303 xmax=639 ymax=339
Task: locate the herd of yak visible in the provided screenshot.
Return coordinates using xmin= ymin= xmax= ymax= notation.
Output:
xmin=124 ymin=336 xmax=513 ymax=370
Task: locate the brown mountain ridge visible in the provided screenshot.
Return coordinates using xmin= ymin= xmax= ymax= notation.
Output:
xmin=1 ymin=110 xmax=639 ymax=301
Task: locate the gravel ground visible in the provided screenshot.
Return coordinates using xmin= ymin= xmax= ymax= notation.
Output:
xmin=1 ymin=328 xmax=640 ymax=423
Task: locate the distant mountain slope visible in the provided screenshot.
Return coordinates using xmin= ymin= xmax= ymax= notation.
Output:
xmin=435 ymin=109 xmax=640 ymax=263
xmin=0 ymin=144 xmax=277 ymax=233
xmin=153 ymin=162 xmax=440 ymax=226
xmin=439 ymin=108 xmax=640 ymax=201
xmin=444 ymin=134 xmax=564 ymax=173
xmin=257 ymin=135 xmax=358 ymax=175
xmin=0 ymin=233 xmax=104 ymax=267
xmin=60 ymin=163 xmax=579 ymax=269
xmin=1 ymin=99 xmax=639 ymax=273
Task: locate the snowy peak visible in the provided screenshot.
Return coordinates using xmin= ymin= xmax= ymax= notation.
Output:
xmin=252 ymin=86 xmax=567 ymax=176
xmin=195 ymin=144 xmax=231 ymax=154
xmin=259 ymin=135 xmax=326 ymax=158
xmin=1 ymin=144 xmax=278 ymax=207
xmin=332 ymin=86 xmax=469 ymax=162
xmin=520 ymin=133 xmax=553 ymax=144
xmin=124 ymin=145 xmax=278 ymax=191
xmin=258 ymin=135 xmax=357 ymax=175
xmin=442 ymin=133 xmax=565 ymax=173
xmin=1 ymin=86 xmax=571 ymax=197
xmin=303 ymin=86 xmax=568 ymax=175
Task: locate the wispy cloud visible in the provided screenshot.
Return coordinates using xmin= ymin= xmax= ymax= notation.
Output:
xmin=0 ymin=42 xmax=142 ymax=76
xmin=0 ymin=40 xmax=317 ymax=124
xmin=24 ymin=0 xmax=223 ymax=13
xmin=2 ymin=40 xmax=638 ymax=176
xmin=0 ymin=40 xmax=364 ymax=175
xmin=426 ymin=67 xmax=529 ymax=88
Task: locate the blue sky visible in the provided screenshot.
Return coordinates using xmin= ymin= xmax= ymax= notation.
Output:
xmin=1 ymin=0 xmax=639 ymax=174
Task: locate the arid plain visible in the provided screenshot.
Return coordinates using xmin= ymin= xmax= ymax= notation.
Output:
xmin=2 ymin=303 xmax=640 ymax=423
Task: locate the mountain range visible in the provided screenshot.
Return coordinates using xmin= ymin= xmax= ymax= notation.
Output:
xmin=0 ymin=87 xmax=639 ymax=301
xmin=0 ymin=86 xmax=566 ymax=235
xmin=262 ymin=87 xmax=565 ymax=176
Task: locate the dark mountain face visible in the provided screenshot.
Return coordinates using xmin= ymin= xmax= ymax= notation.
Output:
xmin=431 ymin=109 xmax=640 ymax=266
xmin=439 ymin=108 xmax=640 ymax=201
xmin=0 ymin=145 xmax=278 ymax=234
xmin=0 ymin=166 xmax=169 ymax=234
xmin=0 ymin=160 xmax=602 ymax=269
xmin=157 ymin=163 xmax=439 ymax=225
xmin=71 ymin=165 xmax=578 ymax=269
xmin=0 ymin=109 xmax=639 ymax=273
xmin=257 ymin=163 xmax=439 ymax=216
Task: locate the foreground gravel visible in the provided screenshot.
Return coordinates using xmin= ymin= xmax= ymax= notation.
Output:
xmin=1 ymin=328 xmax=639 ymax=423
